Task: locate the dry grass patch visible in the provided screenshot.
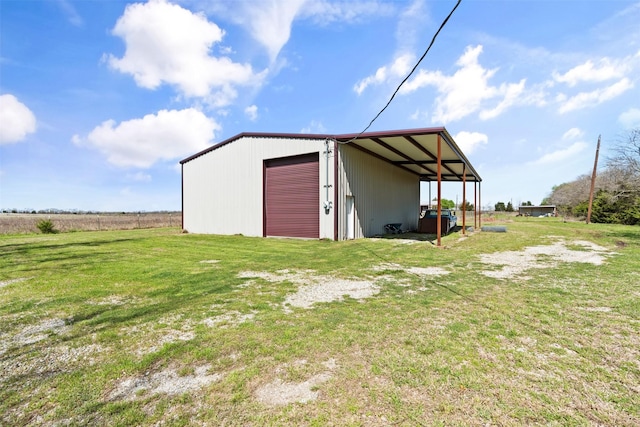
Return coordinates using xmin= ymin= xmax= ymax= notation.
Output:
xmin=202 ymin=310 xmax=256 ymax=328
xmin=254 ymin=358 xmax=337 ymax=406
xmin=121 ymin=315 xmax=196 ymax=357
xmin=479 ymin=238 xmax=613 ymax=279
xmin=108 ymin=364 xmax=221 ymax=402
xmin=238 ymin=265 xmax=453 ymax=312
xmin=3 ymin=318 xmax=70 ymax=349
xmin=238 ymin=269 xmax=382 ymax=311
xmin=0 ymin=277 xmax=32 ymax=289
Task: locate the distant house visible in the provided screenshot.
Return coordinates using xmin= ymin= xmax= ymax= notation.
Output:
xmin=518 ymin=205 xmax=557 ymax=217
xmin=180 ymin=127 xmax=482 ymax=241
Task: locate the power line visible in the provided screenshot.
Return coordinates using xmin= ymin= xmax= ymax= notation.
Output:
xmin=341 ymin=0 xmax=462 ymax=145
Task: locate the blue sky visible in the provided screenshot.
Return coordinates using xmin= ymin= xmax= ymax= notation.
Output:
xmin=1 ymin=0 xmax=639 ymax=212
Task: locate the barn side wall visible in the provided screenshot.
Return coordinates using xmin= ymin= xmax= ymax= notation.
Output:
xmin=182 ymin=136 xmax=334 ymax=238
xmin=337 ymin=144 xmax=420 ymax=239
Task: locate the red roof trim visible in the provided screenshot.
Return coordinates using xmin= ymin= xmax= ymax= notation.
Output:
xmin=180 ymin=132 xmax=333 ymax=164
xmin=179 ymin=127 xmax=449 ymax=165
xmin=334 ymin=127 xmax=447 ymax=142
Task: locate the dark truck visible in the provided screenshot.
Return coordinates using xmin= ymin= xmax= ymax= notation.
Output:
xmin=418 ymin=208 xmax=457 ymax=234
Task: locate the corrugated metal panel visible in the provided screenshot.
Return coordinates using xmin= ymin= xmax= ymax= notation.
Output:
xmin=182 ymin=136 xmax=333 ymax=238
xmin=337 ymin=144 xmax=419 ymax=239
xmin=265 ymin=154 xmax=319 ymax=238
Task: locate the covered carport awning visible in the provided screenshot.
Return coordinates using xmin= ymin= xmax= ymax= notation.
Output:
xmin=334 ymin=127 xmax=482 ymax=245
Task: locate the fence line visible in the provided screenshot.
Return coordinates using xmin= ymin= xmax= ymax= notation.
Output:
xmin=0 ymin=213 xmax=182 ymax=234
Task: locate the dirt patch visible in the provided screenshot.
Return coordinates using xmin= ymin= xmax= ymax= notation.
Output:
xmin=143 ymin=329 xmax=196 ymax=355
xmin=0 ymin=277 xmax=31 ymax=289
xmin=254 ymin=359 xmax=337 ymax=406
xmin=121 ymin=316 xmax=196 ymax=356
xmin=373 ymin=263 xmax=450 ymax=277
xmin=0 ymin=343 xmax=105 ymax=386
xmin=579 ymin=306 xmax=613 ymax=313
xmin=88 ymin=295 xmax=131 ymax=306
xmin=373 ymin=263 xmax=449 ymax=294
xmin=479 ymin=239 xmax=612 ymax=279
xmin=239 ymin=265 xmax=452 ymax=310
xmin=202 ymin=311 xmax=256 ymax=327
xmin=407 ymin=266 xmax=450 ymax=277
xmin=239 ymin=270 xmax=381 ymax=312
xmin=12 ymin=318 xmax=70 ymax=346
xmin=285 ymin=279 xmax=380 ymax=311
xmin=0 ymin=317 xmax=106 ymax=387
xmin=372 ymin=262 xmax=405 ymax=272
xmin=108 ymin=364 xmax=221 ymax=401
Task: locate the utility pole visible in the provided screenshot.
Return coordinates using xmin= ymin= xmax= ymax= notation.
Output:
xmin=586 ymin=135 xmax=601 ymax=224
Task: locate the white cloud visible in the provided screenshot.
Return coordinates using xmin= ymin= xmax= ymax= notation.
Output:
xmin=300 ymin=120 xmax=326 ymax=134
xmin=557 ymin=78 xmax=633 ymax=114
xmin=203 ymin=0 xmax=393 ymax=63
xmin=73 ymin=108 xmax=219 ymax=168
xmin=395 ymin=44 xmax=639 ymax=123
xmin=399 ymin=45 xmax=539 ymax=123
xmin=394 ymin=0 xmax=426 ymax=52
xmin=242 ymin=0 xmax=307 ymax=62
xmin=530 ymin=142 xmax=588 ymax=166
xmin=410 ymin=108 xmax=429 ymax=122
xmin=56 ymin=0 xmax=84 ymax=27
xmin=354 ymin=53 xmax=414 ymax=95
xmin=401 ymin=45 xmax=498 ymax=123
xmin=551 ymin=51 xmax=639 ymax=113
xmin=127 ymin=172 xmax=152 ymax=182
xmin=301 ymin=0 xmax=395 ymax=25
xmin=562 ymin=128 xmax=584 ymax=140
xmin=0 ymin=94 xmax=37 ymax=145
xmin=107 ymin=0 xmax=263 ymax=106
xmin=453 ymin=131 xmax=488 ymax=155
xmin=244 ymin=105 xmax=258 ymax=121
xmin=479 ymin=79 xmax=526 ymax=120
xmin=350 ymin=1 xmax=426 ymax=95
xmin=552 ymin=58 xmax=627 ymax=87
xmin=618 ymin=108 xmax=640 ymax=129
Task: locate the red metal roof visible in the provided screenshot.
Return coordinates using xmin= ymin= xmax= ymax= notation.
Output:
xmin=180 ymin=127 xmax=481 ymax=183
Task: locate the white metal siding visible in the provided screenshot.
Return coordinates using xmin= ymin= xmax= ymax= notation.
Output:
xmin=337 ymin=144 xmax=419 ymax=239
xmin=182 ymin=136 xmax=334 ymax=238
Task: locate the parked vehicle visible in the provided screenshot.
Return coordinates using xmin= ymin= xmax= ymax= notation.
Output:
xmin=419 ymin=208 xmax=457 ymax=234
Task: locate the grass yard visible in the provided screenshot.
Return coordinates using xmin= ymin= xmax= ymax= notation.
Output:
xmin=1 ymin=218 xmax=639 ymax=426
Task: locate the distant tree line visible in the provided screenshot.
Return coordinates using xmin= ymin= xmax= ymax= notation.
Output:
xmin=1 ymin=209 xmax=180 ymax=215
xmin=494 ymin=201 xmax=514 ymax=212
xmin=544 ymin=128 xmax=640 ymax=225
xmin=430 ymin=198 xmax=475 ymax=211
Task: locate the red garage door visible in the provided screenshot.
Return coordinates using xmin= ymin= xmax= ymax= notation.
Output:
xmin=264 ymin=153 xmax=319 ymax=238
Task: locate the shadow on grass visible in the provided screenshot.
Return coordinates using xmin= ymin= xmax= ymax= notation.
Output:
xmin=0 ymin=238 xmax=143 ymax=278
xmin=376 ymin=227 xmax=471 ymax=243
xmin=0 ymin=237 xmax=139 ymax=256
xmin=376 ymin=232 xmax=435 ymax=242
xmin=0 ymin=273 xmax=235 ymax=391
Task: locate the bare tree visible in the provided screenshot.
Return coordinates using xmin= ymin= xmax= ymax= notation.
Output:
xmin=545 ymin=129 xmax=640 ymax=221
xmin=549 ymin=174 xmax=591 ymax=208
xmin=605 ymin=128 xmax=640 ymax=198
xmin=607 ymin=128 xmax=640 ymax=174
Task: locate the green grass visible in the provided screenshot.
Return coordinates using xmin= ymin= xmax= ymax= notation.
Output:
xmin=1 ymin=218 xmax=639 ymax=426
